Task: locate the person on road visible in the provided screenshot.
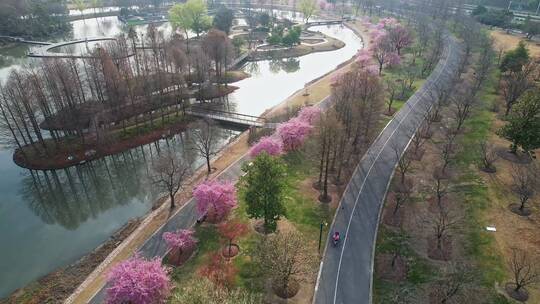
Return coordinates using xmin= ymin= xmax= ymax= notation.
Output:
xmin=332 ymin=231 xmax=340 ymax=246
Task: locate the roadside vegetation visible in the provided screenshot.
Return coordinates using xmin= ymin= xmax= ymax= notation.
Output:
xmin=374 ymin=7 xmax=540 ymax=304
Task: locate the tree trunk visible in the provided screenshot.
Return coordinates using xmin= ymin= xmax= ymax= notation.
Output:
xmin=170 ymin=193 xmax=176 ymax=209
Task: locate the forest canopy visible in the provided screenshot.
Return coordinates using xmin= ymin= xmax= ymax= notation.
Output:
xmin=0 ymin=0 xmax=71 ymax=38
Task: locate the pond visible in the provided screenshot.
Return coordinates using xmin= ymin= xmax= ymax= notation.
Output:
xmin=0 ymin=16 xmax=362 ymax=298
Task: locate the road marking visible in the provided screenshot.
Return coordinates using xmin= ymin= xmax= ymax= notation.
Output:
xmin=332 ymin=39 xmax=456 ymax=304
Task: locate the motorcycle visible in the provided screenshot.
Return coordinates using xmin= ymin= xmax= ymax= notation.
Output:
xmin=332 ymin=232 xmax=340 ymax=247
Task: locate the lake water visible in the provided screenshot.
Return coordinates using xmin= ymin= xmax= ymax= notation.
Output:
xmin=0 ymin=15 xmax=362 ymax=297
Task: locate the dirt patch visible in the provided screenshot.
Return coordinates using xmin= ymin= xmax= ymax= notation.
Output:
xmin=496 ymin=148 xmax=533 ymax=164
xmin=221 ymin=244 xmax=240 ymax=259
xmin=272 ymin=279 xmax=300 ymax=299
xmin=504 ymin=283 xmax=530 ymax=302
xmin=508 ymin=203 xmax=532 ymax=217
xmin=490 ymin=29 xmax=540 ymax=58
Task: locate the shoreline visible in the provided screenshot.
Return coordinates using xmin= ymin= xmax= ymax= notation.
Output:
xmin=4 ymin=15 xmax=368 ymax=304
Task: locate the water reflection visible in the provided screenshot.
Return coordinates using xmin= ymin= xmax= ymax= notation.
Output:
xmin=269 ymin=57 xmax=301 ymax=74
xmin=21 ymin=126 xmax=236 ymax=231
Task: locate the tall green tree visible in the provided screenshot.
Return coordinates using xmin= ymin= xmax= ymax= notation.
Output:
xmin=299 ymin=0 xmax=318 ymax=23
xmin=497 ymin=89 xmax=540 ymax=154
xmin=240 ymin=153 xmax=287 ymax=233
xmin=213 ymin=6 xmax=234 ymax=34
xmin=500 ymin=41 xmax=530 ymax=73
xmin=169 ymin=0 xmax=211 ymax=46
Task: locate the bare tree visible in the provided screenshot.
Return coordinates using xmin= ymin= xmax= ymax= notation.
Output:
xmin=392 ymin=189 xmax=411 ymax=216
xmin=418 ymin=103 xmax=435 ymax=139
xmin=152 ymin=151 xmax=191 ymax=209
xmin=437 ymin=126 xmax=458 ymax=177
xmin=451 ymin=90 xmax=476 ymax=132
xmin=384 ymin=78 xmax=399 ymax=115
xmin=472 ymin=36 xmax=494 ymax=93
xmin=254 ymin=231 xmax=317 ymax=298
xmin=426 ymin=202 xmax=459 ymax=254
xmin=509 ymin=164 xmax=538 ymax=216
xmin=391 ymin=139 xmax=413 ymax=188
xmin=191 ymin=119 xmax=219 ymax=175
xmin=202 ymin=29 xmax=234 ymax=80
xmin=477 ymin=141 xmax=498 ymax=173
xmin=389 ymin=230 xmax=409 ymax=268
xmin=431 ymin=173 xmax=449 ymax=211
xmin=314 ymin=109 xmax=341 ymax=202
xmin=431 ymin=263 xmax=474 ymax=304
xmin=410 ymin=133 xmax=427 ymax=161
xmin=505 ymin=248 xmax=540 ymax=301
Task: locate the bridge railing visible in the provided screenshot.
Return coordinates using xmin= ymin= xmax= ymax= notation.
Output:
xmin=187 ymin=105 xmax=265 ymax=126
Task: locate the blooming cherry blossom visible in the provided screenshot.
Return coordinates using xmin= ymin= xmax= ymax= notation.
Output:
xmin=250 ymin=136 xmax=284 ymax=157
xmin=193 ymin=180 xmax=237 ymax=221
xmin=297 ymin=106 xmax=322 ymax=124
xmin=277 ymin=117 xmax=313 ymax=151
xmin=386 ymin=24 xmax=413 ymax=55
xmin=162 ymin=229 xmax=197 ymax=253
xmin=106 ymin=255 xmax=171 ymax=304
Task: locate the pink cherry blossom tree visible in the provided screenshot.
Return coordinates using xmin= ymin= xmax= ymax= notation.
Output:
xmin=379 ymin=17 xmax=398 ymax=27
xmin=277 ymin=117 xmax=313 ymax=151
xmin=386 ymin=24 xmax=413 ymax=55
xmin=356 ymin=48 xmax=373 ymax=67
xmin=250 ymin=136 xmax=284 ymax=157
xmin=162 ymin=229 xmax=197 ymax=266
xmin=297 ymin=106 xmax=322 ymax=124
xmin=371 ymin=33 xmax=399 ymax=75
xmin=106 ymin=255 xmax=171 ymax=304
xmin=369 ymin=28 xmax=387 ymax=42
xmin=194 ymin=180 xmax=237 ymax=222
xmin=318 ymin=0 xmax=327 ymax=10
xmin=163 ymin=229 xmax=197 ymax=254
xmin=331 ymin=72 xmax=343 ymax=86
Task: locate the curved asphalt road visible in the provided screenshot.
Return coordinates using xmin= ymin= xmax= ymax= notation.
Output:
xmin=313 ymin=34 xmax=462 ymax=304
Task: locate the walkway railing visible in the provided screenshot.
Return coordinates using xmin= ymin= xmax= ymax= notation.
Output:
xmin=185 ymin=105 xmax=266 ymax=128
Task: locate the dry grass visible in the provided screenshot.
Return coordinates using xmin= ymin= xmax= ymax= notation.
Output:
xmin=490 ymin=30 xmax=540 ymax=58
xmin=479 ymin=131 xmax=540 ymax=302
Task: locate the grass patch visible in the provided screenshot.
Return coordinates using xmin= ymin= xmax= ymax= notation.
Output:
xmin=373 ymin=226 xmax=436 ymax=303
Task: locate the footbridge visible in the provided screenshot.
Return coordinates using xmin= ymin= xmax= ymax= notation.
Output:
xmin=27 ymin=37 xmax=134 ymax=59
xmin=306 ymin=19 xmax=350 ymax=27
xmin=0 ymin=36 xmax=51 ymax=46
xmin=185 ymin=105 xmax=271 ymax=128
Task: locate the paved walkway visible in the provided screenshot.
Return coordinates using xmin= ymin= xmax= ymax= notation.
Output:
xmin=313 ymin=34 xmax=462 ymax=304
